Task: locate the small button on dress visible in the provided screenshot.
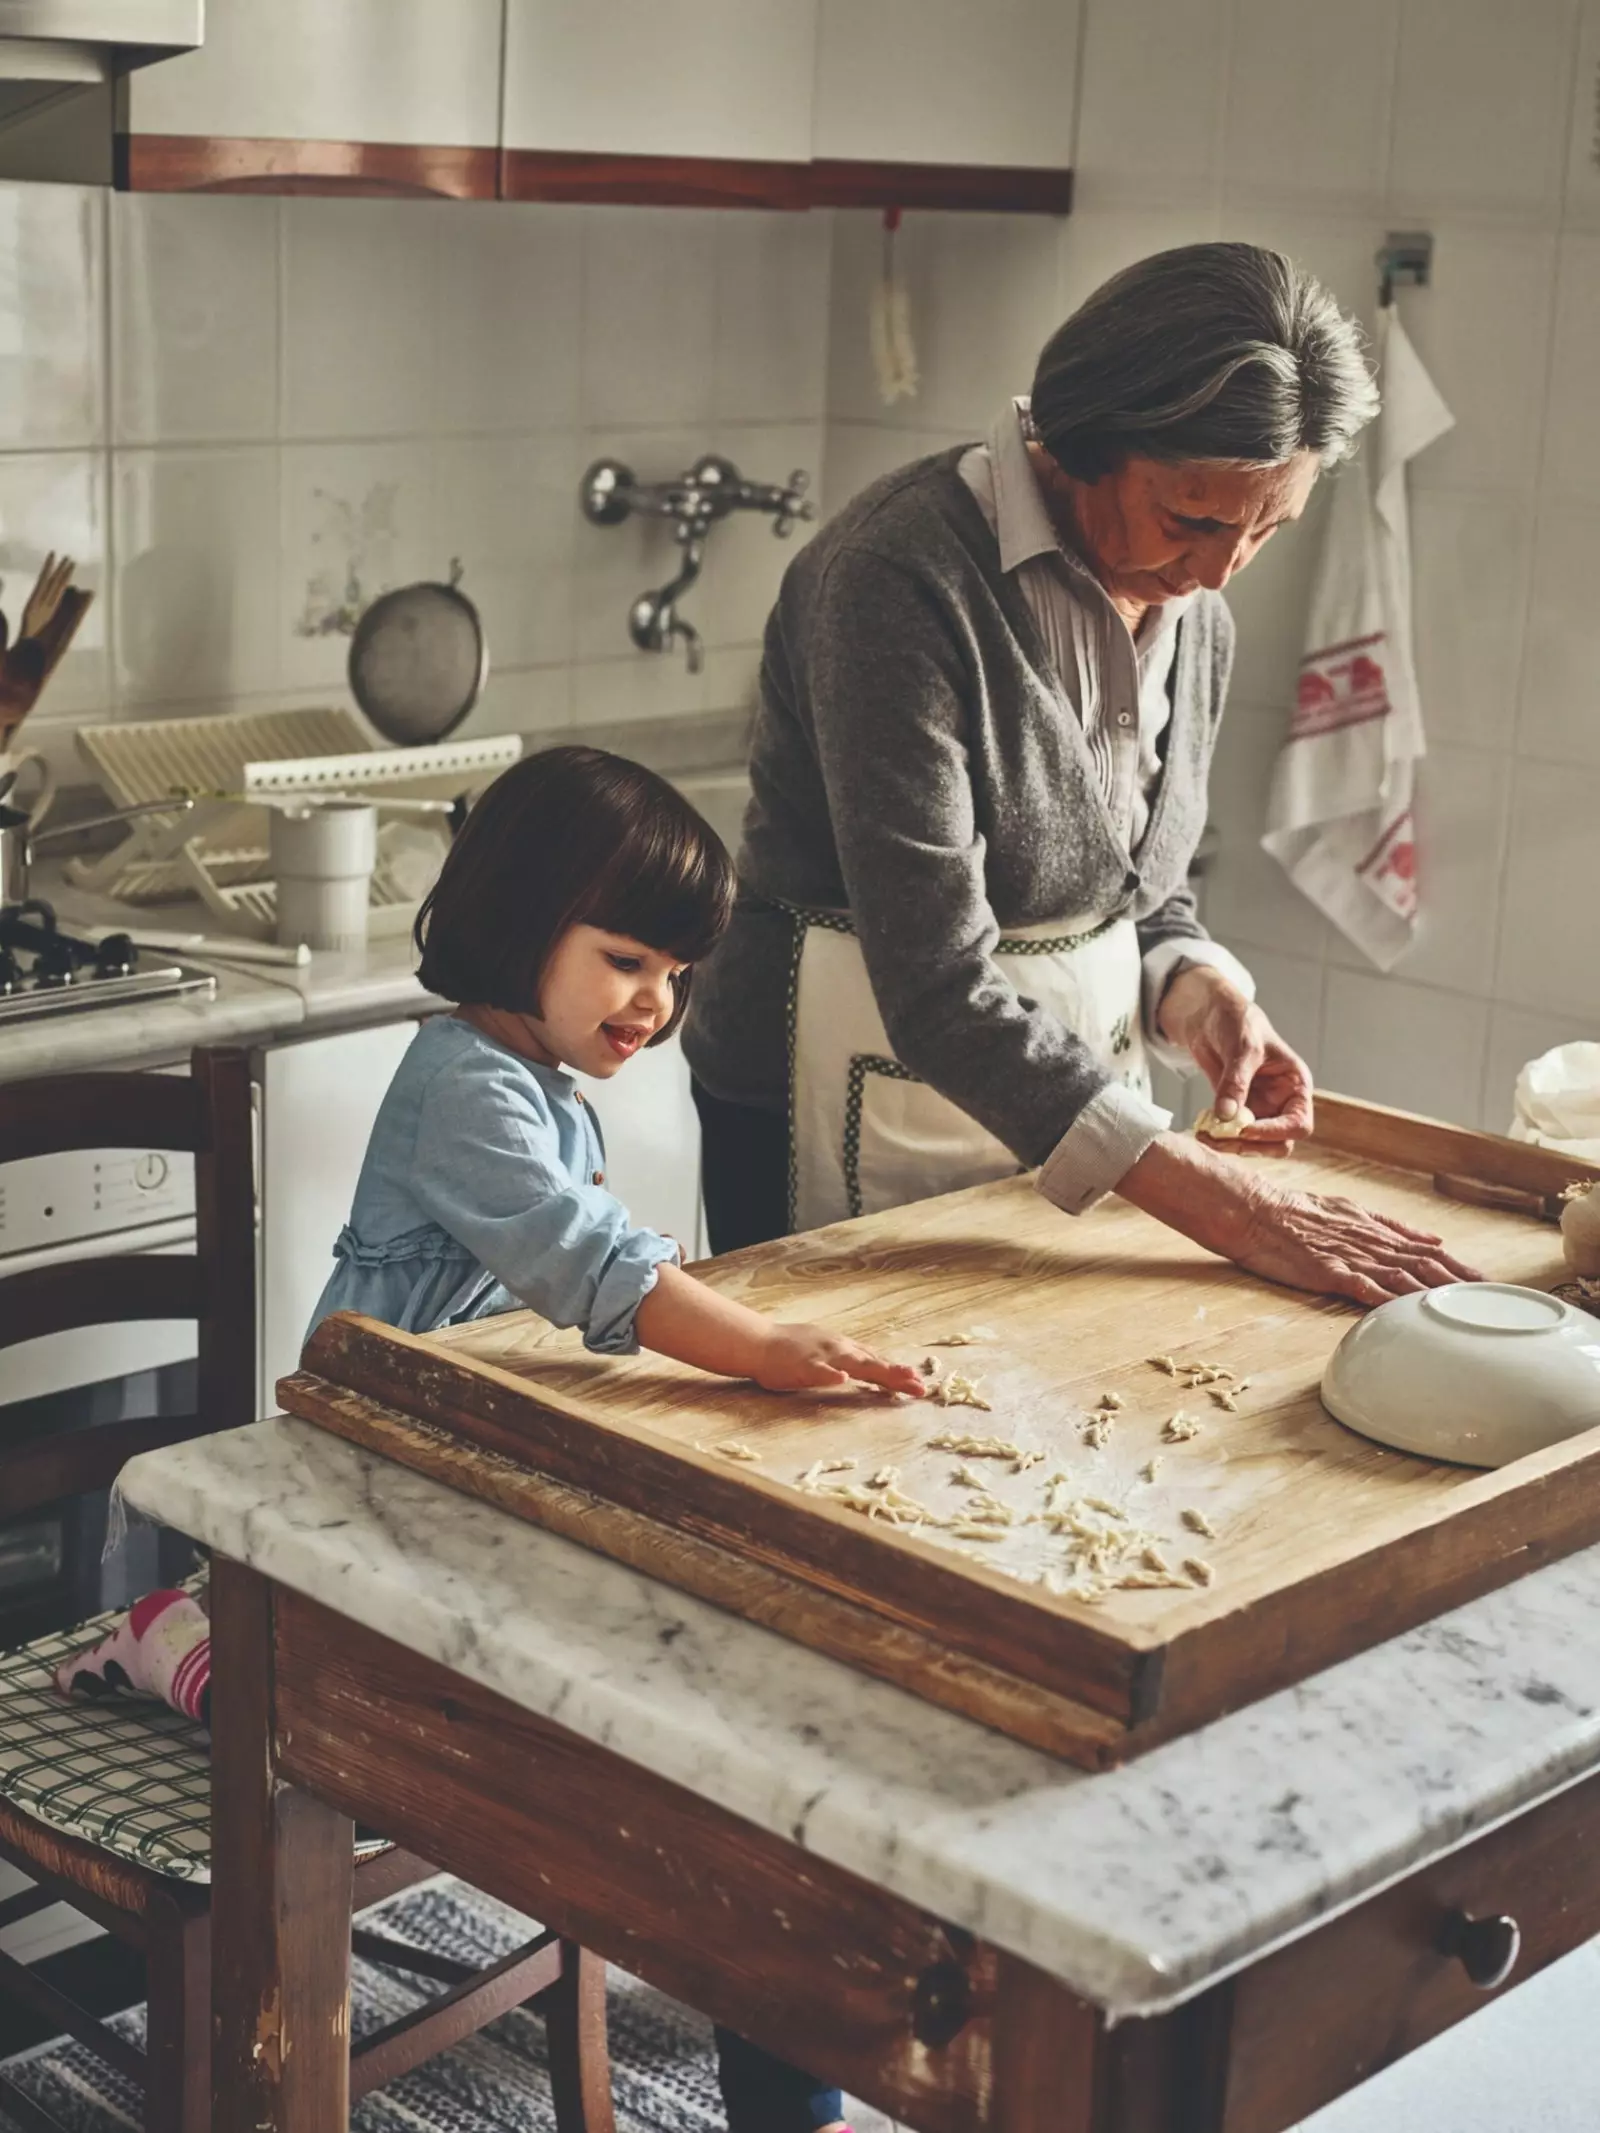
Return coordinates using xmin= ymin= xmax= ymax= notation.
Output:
xmin=592 ymin=1170 xmax=605 ymax=1185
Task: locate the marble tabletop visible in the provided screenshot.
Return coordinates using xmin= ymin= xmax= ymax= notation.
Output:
xmin=120 ymin=1416 xmax=1600 ymax=2020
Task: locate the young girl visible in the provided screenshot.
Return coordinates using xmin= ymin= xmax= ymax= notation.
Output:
xmin=61 ymin=745 xmax=910 ymax=2133
xmin=306 ymin=743 xmax=922 ymax=1397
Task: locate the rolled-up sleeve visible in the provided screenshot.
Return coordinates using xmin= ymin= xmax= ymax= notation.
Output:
xmin=411 ymin=1060 xmax=677 ymax=1354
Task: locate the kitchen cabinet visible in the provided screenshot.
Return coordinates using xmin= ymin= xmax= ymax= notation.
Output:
xmin=117 ymin=0 xmax=1073 ymax=210
xmin=811 ymin=0 xmax=1081 ymax=173
xmin=502 ymin=0 xmax=815 ymax=167
xmin=119 ymin=0 xmax=504 ymax=197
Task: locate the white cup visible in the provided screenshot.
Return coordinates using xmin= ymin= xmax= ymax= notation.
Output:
xmin=0 ymin=747 xmax=54 ymax=831
xmin=270 ymin=801 xmax=377 ymax=953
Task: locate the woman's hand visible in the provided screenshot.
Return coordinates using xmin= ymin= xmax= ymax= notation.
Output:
xmin=1157 ymin=966 xmax=1312 ymax=1150
xmin=1119 ymin=1135 xmax=1483 ymax=1308
xmin=753 ymin=1325 xmax=928 ymax=1397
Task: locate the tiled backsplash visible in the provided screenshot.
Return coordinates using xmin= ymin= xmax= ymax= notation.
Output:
xmin=4 ymin=189 xmax=832 ymax=782
xmin=821 ymin=0 xmax=1600 ymax=1133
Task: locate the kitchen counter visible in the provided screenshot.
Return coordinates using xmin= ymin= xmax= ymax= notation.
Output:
xmin=120 ymin=1413 xmax=1600 ymax=2021
xmin=0 ymin=863 xmax=446 ymax=1085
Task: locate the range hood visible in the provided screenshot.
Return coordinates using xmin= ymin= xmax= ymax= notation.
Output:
xmin=0 ymin=0 xmax=202 ymax=184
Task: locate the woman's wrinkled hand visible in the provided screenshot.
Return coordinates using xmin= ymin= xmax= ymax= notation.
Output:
xmin=1226 ymin=1184 xmax=1484 ymax=1307
xmin=753 ymin=1325 xmax=928 ymax=1397
xmin=1119 ymin=1136 xmax=1484 ymax=1309
xmin=1157 ymin=966 xmax=1312 ymax=1151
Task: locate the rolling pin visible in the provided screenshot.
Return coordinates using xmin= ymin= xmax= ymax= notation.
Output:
xmin=1432 ymin=1172 xmax=1566 ymax=1223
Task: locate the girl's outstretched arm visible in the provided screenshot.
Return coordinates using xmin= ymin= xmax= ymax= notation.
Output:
xmin=635 ymin=1263 xmax=925 ymax=1395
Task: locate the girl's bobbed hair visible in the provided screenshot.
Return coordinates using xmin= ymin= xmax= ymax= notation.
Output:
xmin=415 ymin=744 xmax=735 ymax=1042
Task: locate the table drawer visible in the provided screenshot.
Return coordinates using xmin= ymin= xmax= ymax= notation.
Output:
xmin=1221 ymin=1767 xmax=1600 ymax=2133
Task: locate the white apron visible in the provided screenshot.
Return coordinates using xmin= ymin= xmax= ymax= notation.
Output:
xmin=787 ymin=906 xmax=1149 ymax=1232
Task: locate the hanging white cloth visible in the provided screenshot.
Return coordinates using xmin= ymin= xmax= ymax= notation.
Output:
xmin=1261 ymin=307 xmax=1454 ymax=969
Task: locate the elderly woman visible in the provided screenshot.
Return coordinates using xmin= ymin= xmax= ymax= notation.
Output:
xmin=685 ymin=241 xmax=1477 ymax=1309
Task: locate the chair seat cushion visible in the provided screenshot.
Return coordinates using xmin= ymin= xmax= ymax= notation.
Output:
xmin=0 ymin=1600 xmax=213 ymax=1883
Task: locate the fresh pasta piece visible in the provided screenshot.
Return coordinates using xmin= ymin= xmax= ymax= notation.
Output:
xmin=1195 ymin=1103 xmax=1256 ymax=1140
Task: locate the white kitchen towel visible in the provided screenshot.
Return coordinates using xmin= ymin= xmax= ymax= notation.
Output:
xmin=1261 ymin=307 xmax=1453 ymax=968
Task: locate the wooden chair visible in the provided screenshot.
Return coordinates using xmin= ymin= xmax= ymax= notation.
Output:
xmin=0 ymin=1049 xmax=614 ymax=2133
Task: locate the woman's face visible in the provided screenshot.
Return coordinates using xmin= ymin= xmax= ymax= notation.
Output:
xmin=1029 ymin=444 xmax=1321 ymax=610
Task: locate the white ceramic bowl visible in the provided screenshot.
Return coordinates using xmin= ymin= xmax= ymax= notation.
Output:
xmin=1321 ymin=1283 xmax=1600 ymax=1468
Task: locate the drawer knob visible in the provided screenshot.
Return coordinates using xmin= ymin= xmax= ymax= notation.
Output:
xmin=1441 ymin=1909 xmax=1521 ymax=1990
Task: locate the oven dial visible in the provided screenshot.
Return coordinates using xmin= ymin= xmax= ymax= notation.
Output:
xmin=133 ymin=1153 xmax=169 ymax=1191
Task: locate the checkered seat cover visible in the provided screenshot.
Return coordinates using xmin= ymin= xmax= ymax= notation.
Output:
xmin=0 ymin=1593 xmax=388 ymax=1885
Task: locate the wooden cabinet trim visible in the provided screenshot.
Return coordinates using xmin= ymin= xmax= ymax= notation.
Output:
xmin=117 ymin=134 xmax=1073 ymax=211
xmin=116 ymin=134 xmax=499 ymax=200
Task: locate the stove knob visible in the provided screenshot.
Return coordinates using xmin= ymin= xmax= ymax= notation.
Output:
xmin=94 ymin=932 xmax=137 ymax=979
xmin=35 ymin=938 xmax=77 ymax=986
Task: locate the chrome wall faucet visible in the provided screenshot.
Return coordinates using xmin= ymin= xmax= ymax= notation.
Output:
xmin=580 ymin=452 xmax=816 ymax=673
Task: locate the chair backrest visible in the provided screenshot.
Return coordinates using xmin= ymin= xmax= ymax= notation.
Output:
xmin=0 ymin=1048 xmax=255 ymax=1521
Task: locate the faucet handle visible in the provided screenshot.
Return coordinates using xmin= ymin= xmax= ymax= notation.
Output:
xmin=774 ymin=470 xmax=817 ymax=539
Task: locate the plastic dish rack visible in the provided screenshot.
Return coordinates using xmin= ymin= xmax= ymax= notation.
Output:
xmin=69 ymin=707 xmax=521 ymax=940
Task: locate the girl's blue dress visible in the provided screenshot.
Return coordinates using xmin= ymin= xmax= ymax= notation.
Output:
xmin=307 ymin=1016 xmax=678 ymax=1353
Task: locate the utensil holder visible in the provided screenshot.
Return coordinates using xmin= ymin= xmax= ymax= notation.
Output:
xmin=270 ymin=802 xmax=377 ymax=952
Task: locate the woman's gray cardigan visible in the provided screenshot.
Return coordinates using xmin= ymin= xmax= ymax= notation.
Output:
xmin=682 ymin=448 xmax=1234 ymax=1169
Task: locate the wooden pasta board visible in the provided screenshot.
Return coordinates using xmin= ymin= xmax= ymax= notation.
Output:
xmin=282 ymin=1095 xmax=1600 ymax=1769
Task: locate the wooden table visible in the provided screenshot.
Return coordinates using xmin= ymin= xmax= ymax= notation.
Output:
xmin=118 ymin=1416 xmax=1600 ymax=2133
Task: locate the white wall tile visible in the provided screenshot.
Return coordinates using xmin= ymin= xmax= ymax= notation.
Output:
xmin=1074 ymin=0 xmax=1229 ymax=209
xmin=827 ymin=211 xmax=1063 ymax=433
xmin=821 ymin=421 xmax=964 ymax=518
xmin=281 ymin=200 xmax=438 ymax=442
xmin=1221 ymin=0 xmax=1398 ymax=212
xmin=112 ymin=195 xmax=277 ymax=446
xmin=813 ymin=0 xmax=1080 ymax=169
xmin=580 ymin=209 xmax=719 ymax=432
xmin=1200 ymin=702 xmax=1338 ymax=960
xmin=0 ymin=451 xmax=108 ymax=717
xmin=1540 ymin=233 xmax=1600 ymax=504
xmin=1563 ymin=1 xmax=1600 ymax=229
xmin=433 ymin=204 xmax=582 ymax=437
xmin=1410 ymin=488 xmax=1531 ymax=752
xmin=1240 ymin=944 xmax=1327 ymax=1073
xmin=1518 ymin=499 xmax=1600 ymax=771
xmin=1400 ymin=228 xmax=1556 ymax=493
xmin=0 ymin=186 xmax=103 ymax=451
xmin=571 ymin=650 xmax=712 ymax=727
xmin=279 ymin=440 xmax=436 ymax=693
xmin=1319 ymin=968 xmax=1489 ymax=1124
xmin=714 ymin=214 xmax=832 ymax=426
xmin=1323 ymin=741 xmax=1509 ymax=997
xmin=1389 ymin=0 xmax=1577 ymax=223
xmin=1482 ymin=1001 xmax=1600 ymax=1133
xmin=113 ymin=449 xmax=280 ymax=709
xmin=1494 ymin=757 xmax=1600 ymax=1018
xmin=432 ymin=434 xmax=579 ymax=674
xmin=457 ymin=663 xmax=572 ymax=740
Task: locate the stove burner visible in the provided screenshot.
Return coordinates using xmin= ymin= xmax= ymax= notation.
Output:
xmin=0 ymin=901 xmax=216 ymax=1027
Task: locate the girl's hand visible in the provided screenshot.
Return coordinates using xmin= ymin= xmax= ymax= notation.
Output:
xmin=1157 ymin=967 xmax=1313 ymax=1152
xmin=753 ymin=1324 xmax=927 ymax=1396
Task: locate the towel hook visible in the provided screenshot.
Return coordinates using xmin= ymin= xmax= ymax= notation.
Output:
xmin=1377 ymin=230 xmax=1433 ymax=308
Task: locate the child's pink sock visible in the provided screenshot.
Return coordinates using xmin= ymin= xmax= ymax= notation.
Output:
xmin=55 ymin=1589 xmax=211 ymax=1725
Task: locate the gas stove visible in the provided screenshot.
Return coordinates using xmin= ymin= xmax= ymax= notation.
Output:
xmin=0 ymin=900 xmax=216 ymax=1027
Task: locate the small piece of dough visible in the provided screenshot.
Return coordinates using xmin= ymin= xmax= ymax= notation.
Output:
xmin=1162 ymin=1412 xmax=1202 ymax=1444
xmin=1181 ymin=1507 xmax=1216 ymax=1538
xmin=709 ymin=1441 xmax=760 ymax=1462
xmin=929 ymin=1326 xmax=997 ymax=1346
xmin=1195 ymin=1103 xmax=1256 ymax=1140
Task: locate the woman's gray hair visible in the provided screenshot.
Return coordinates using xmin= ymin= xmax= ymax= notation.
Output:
xmin=1030 ymin=242 xmax=1378 ymax=481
